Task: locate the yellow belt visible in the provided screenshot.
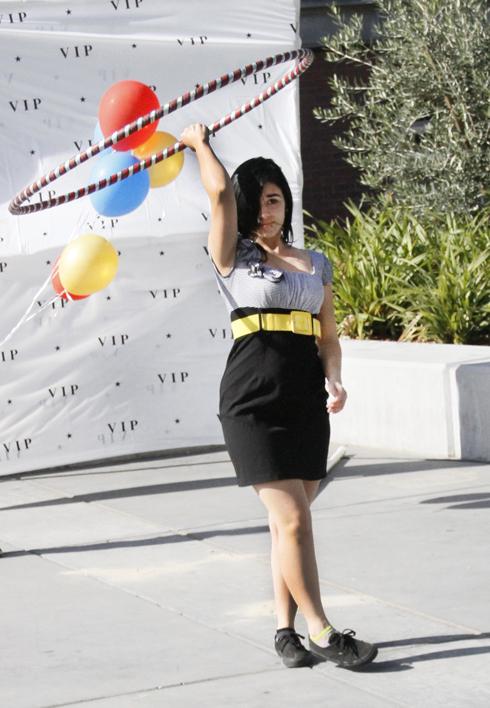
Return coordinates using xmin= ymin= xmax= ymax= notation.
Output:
xmin=231 ymin=310 xmax=321 ymax=339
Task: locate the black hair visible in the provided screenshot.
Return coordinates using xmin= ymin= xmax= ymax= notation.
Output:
xmin=231 ymin=157 xmax=294 ymax=255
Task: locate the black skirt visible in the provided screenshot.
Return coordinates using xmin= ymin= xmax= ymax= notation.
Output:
xmin=218 ymin=307 xmax=330 ymax=487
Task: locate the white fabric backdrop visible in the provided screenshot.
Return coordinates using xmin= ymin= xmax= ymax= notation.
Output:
xmin=0 ymin=0 xmax=303 ymax=475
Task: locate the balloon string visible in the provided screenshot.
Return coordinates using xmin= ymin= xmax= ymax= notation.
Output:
xmin=24 ymin=291 xmax=69 ymax=323
xmin=0 ymin=264 xmax=71 ymax=348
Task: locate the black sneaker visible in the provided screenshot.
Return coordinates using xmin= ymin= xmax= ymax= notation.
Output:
xmin=274 ymin=628 xmax=313 ymax=668
xmin=309 ymin=628 xmax=378 ymax=669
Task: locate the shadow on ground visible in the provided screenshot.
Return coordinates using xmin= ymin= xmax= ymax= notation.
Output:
xmin=0 ymin=476 xmax=238 ymax=512
xmin=420 ymin=492 xmax=490 ymax=510
xmin=0 ymin=523 xmax=270 ymax=559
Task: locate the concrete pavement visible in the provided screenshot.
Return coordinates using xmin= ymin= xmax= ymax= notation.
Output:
xmin=1 ymin=444 xmax=489 ymax=707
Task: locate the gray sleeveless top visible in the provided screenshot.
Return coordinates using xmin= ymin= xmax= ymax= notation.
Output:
xmin=210 ymin=238 xmax=333 ymax=315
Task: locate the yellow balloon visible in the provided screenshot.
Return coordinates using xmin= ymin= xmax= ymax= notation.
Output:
xmin=58 ymin=234 xmax=118 ymax=296
xmin=133 ymin=131 xmax=184 ymax=188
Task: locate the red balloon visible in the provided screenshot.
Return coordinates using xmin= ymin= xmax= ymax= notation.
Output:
xmin=51 ymin=256 xmax=88 ymax=301
xmin=99 ymin=81 xmax=160 ymax=152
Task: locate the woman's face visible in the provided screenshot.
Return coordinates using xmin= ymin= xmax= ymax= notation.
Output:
xmin=254 ymin=182 xmax=286 ymax=240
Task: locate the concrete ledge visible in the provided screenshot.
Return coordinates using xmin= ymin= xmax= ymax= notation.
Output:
xmin=330 ymin=339 xmax=490 ymax=461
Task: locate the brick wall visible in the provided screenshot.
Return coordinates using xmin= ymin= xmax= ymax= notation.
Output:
xmin=299 ymin=48 xmax=366 ymax=223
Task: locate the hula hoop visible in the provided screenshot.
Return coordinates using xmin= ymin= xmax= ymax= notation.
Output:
xmin=9 ymin=49 xmax=313 ymax=216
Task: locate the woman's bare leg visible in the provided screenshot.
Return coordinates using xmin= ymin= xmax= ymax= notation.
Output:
xmin=269 ymin=512 xmax=297 ymax=629
xmin=255 ymin=478 xmax=331 ymax=637
xmin=268 ymin=479 xmax=321 ymax=629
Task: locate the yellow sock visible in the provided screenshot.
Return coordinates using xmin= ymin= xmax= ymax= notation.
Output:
xmin=310 ymin=625 xmax=334 ymax=646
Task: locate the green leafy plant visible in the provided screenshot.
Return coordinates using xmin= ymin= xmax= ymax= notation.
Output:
xmin=305 ymin=204 xmax=490 ymax=344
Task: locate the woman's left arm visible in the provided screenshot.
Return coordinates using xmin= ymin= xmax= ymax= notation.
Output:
xmin=317 ymin=284 xmax=348 ymax=414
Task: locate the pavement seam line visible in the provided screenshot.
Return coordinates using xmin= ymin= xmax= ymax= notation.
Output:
xmin=40 ymin=667 xmax=286 ymax=708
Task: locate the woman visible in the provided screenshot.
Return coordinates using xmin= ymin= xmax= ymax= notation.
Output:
xmin=180 ymin=123 xmax=377 ymax=670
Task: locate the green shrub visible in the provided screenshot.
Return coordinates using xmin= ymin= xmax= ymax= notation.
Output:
xmin=305 ymin=204 xmax=490 ymax=344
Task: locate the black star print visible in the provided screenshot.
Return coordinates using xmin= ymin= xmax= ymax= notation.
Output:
xmin=7 ymin=400 xmax=12 ymax=405
xmin=166 ymin=333 xmax=172 ymax=338
xmin=66 ymin=9 xmax=72 ymax=15
xmin=258 ymin=124 xmax=263 ymax=129
xmin=106 ymin=296 xmax=111 ymax=300
xmin=46 ymin=260 xmax=51 ymax=265
xmin=80 ymin=97 xmax=86 ymax=103
xmin=55 ymin=346 xmax=60 ymax=351
xmin=159 ymin=251 xmax=164 ymax=255
xmin=15 ymin=56 xmax=21 ymax=62
xmin=117 ymin=250 xmax=121 ymax=256
xmin=175 ymin=419 xmax=180 ymax=424
xmin=43 ymin=232 xmax=47 ymax=236
xmin=158 ymin=218 xmax=162 ymax=222
xmin=30 ymin=150 xmax=36 ymax=155
xmin=116 ymin=382 xmax=120 ymax=386
xmin=247 ymin=33 xmax=252 ymax=38
xmin=67 ymin=434 xmax=72 ymax=438
xmin=132 ymin=44 xmax=137 ymax=49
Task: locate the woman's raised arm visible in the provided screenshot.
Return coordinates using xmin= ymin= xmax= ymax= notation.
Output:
xmin=180 ymin=124 xmax=237 ymax=275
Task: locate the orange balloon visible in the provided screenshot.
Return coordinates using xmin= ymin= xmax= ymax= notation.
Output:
xmin=133 ymin=131 xmax=184 ymax=188
xmin=99 ymin=81 xmax=160 ymax=152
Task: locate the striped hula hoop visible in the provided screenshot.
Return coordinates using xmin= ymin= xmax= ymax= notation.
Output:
xmin=9 ymin=48 xmax=313 ymax=216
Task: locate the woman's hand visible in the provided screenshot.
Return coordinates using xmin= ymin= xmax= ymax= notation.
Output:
xmin=179 ymin=123 xmax=209 ymax=152
xmin=326 ymin=381 xmax=347 ymax=414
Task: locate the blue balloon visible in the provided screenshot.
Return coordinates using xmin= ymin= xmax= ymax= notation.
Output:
xmin=89 ymin=151 xmax=150 ymax=217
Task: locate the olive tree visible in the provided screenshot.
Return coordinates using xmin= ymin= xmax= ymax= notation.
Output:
xmin=314 ymin=0 xmax=490 ymax=216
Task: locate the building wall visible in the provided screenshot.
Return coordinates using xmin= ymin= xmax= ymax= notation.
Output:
xmin=299 ymin=49 xmax=366 ymax=222
xmin=299 ymin=1 xmax=377 ymax=222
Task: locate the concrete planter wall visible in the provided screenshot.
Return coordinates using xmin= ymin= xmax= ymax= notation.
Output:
xmin=330 ymin=339 xmax=490 ymax=461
